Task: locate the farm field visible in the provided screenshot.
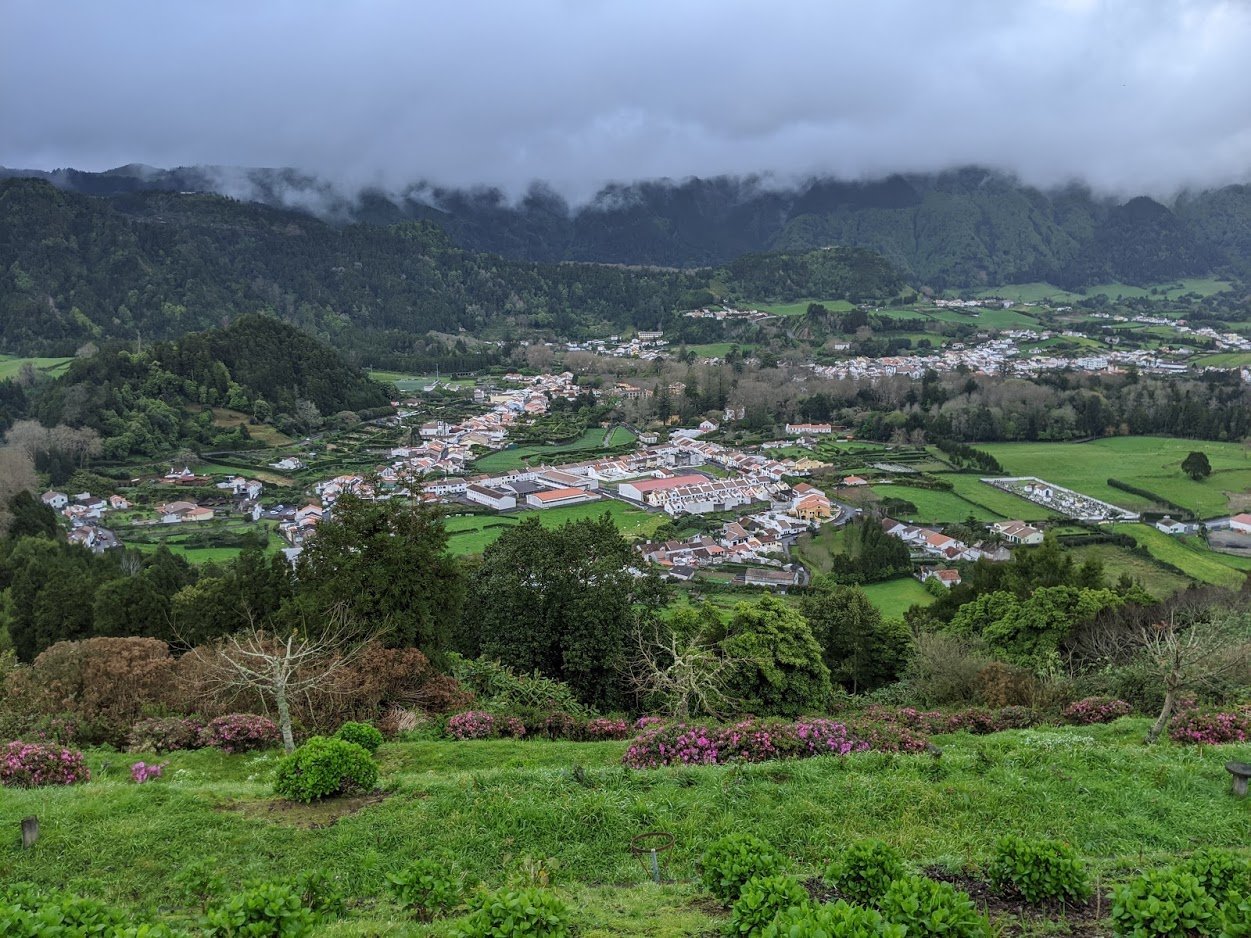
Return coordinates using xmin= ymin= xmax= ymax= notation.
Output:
xmin=860 ymin=576 xmax=934 ymax=619
xmin=936 ymin=473 xmax=1062 ymax=520
xmin=131 ymin=542 xmax=250 ymax=564
xmin=471 ymin=426 xmax=637 ymax=474
xmin=963 ymin=279 xmax=1233 ymax=304
xmin=444 ymin=499 xmax=665 ymax=555
xmin=1111 ymin=524 xmax=1248 ymax=589
xmin=756 ymin=297 xmax=856 ymax=316
xmin=185 ymin=405 xmax=295 ymax=448
xmin=1065 ymin=542 xmax=1194 ymax=598
xmin=1197 ymin=351 xmax=1251 ymax=368
xmin=369 ymin=369 xmax=477 ymax=391
xmin=0 ymin=353 xmax=73 ymax=381
xmin=883 ymin=484 xmax=1006 ymax=522
xmin=978 ymin=437 xmax=1251 ymax=517
xmin=878 ymin=306 xmax=1041 ymax=330
xmin=1 ymin=723 xmax=1245 ymax=935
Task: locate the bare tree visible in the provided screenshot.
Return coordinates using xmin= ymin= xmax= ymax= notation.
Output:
xmin=1139 ymin=612 xmax=1251 ymax=743
xmin=194 ymin=609 xmax=378 ymax=751
xmin=626 ymin=622 xmax=740 ymax=721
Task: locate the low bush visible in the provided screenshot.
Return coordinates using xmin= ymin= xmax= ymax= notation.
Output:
xmin=1224 ymin=892 xmax=1251 ymax=938
xmin=199 ymin=713 xmax=280 ymax=753
xmin=763 ymin=900 xmax=906 ymax=938
xmin=879 ymin=876 xmax=989 ymax=938
xmin=581 ymin=717 xmax=630 ymax=740
xmin=447 ymin=711 xmax=496 ymax=740
xmin=131 ymin=761 xmax=167 ymax=784
xmin=128 ymin=716 xmax=205 ymax=753
xmin=1178 ymin=848 xmax=1251 ymax=899
xmin=825 ymin=840 xmax=907 ymax=906
xmin=499 ymin=716 xmax=527 ymax=739
xmin=335 ymin=721 xmax=383 ymax=754
xmin=1 ymin=884 xmax=134 ymax=934
xmin=293 ymin=869 xmax=347 ymax=922
xmin=1169 ymin=710 xmax=1251 ymax=745
xmin=725 ymin=874 xmax=810 ymax=936
xmin=842 ymin=719 xmax=931 ymax=754
xmin=1 ymin=740 xmax=90 ymax=788
xmin=204 ymin=881 xmax=315 ymax=937
xmin=387 ymin=858 xmax=462 ymax=921
xmin=623 ymin=718 xmax=872 ymax=769
xmin=1110 ymin=869 xmax=1218 ymax=938
xmin=453 ymin=887 xmax=571 ymax=937
xmin=1063 ymin=697 xmax=1132 ymax=726
xmin=700 ymin=833 xmax=787 ymax=905
xmin=995 ymin=706 xmax=1040 ymax=729
xmin=273 ymin=736 xmax=378 ymax=803
xmin=988 ymin=835 xmax=1091 ymax=905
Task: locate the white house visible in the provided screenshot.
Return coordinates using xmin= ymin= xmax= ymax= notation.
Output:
xmin=993 ymin=520 xmax=1045 ymax=545
xmin=1154 ymin=516 xmax=1188 ymax=535
xmin=41 ymin=491 xmax=68 ymax=510
xmin=1230 ymin=513 xmax=1251 ymax=534
xmin=465 ymin=485 xmax=517 ymax=511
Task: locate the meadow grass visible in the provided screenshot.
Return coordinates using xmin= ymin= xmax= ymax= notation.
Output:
xmin=884 ymin=484 xmax=1007 ymax=523
xmin=1065 ymin=542 xmax=1194 ymax=597
xmin=1 ymin=723 xmax=1246 ymax=935
xmin=471 ymin=427 xmax=637 ymax=474
xmin=444 ymin=500 xmax=665 ymax=556
xmin=859 ymin=577 xmax=935 ymax=619
xmin=756 ymin=298 xmax=855 ymax=317
xmin=1110 ymin=524 xmax=1248 ymax=589
xmin=979 ymin=436 xmax=1251 ymax=517
xmin=0 ymin=354 xmax=73 ymax=381
xmin=935 ymin=473 xmax=1062 ymax=520
xmin=1197 ymin=351 xmax=1251 ymax=368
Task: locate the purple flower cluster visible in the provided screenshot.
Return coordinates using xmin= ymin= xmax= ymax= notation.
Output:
xmin=127 ymin=716 xmax=206 ymax=753
xmin=622 ymin=718 xmax=870 ymax=769
xmin=583 ymin=718 xmax=631 ymax=740
xmin=499 ymin=716 xmax=527 ymax=739
xmin=634 ymin=716 xmax=666 ymax=730
xmin=1169 ymin=709 xmax=1251 ymax=745
xmin=447 ymin=711 xmax=496 ymax=740
xmin=130 ymin=761 xmax=167 ymax=783
xmin=199 ymin=714 xmax=280 ymax=754
xmin=1063 ymin=697 xmax=1133 ymax=726
xmin=862 ymin=705 xmax=1040 ymax=736
xmin=1 ymin=740 xmax=90 ymax=788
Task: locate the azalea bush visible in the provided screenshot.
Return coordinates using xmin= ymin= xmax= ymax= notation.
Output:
xmin=128 ymin=716 xmax=205 ymax=753
xmin=447 ymin=711 xmax=497 ymax=740
xmin=130 ymin=760 xmax=167 ymax=784
xmin=623 ymin=718 xmax=873 ymax=769
xmin=1168 ymin=709 xmax=1251 ymax=745
xmin=1063 ymin=697 xmax=1132 ymax=726
xmin=199 ymin=713 xmax=280 ymax=753
xmin=1 ymin=740 xmax=90 ymax=788
xmin=581 ymin=717 xmax=630 ymax=740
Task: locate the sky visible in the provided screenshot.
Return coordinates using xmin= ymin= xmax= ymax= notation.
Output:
xmin=3 ymin=0 xmax=1251 ymax=202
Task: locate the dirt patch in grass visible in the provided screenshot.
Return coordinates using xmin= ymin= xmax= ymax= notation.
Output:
xmin=218 ymin=790 xmax=391 ymax=828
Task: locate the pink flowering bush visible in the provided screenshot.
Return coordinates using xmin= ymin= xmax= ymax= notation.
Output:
xmin=582 ymin=718 xmax=630 ymax=741
xmin=1 ymin=740 xmax=90 ymax=788
xmin=635 ymin=716 xmax=666 ymax=730
xmin=1169 ymin=709 xmax=1251 ymax=745
xmin=199 ymin=713 xmax=280 ymax=754
xmin=499 ymin=716 xmax=527 ymax=739
xmin=447 ymin=711 xmax=496 ymax=740
xmin=841 ymin=718 xmax=930 ymax=753
xmin=127 ymin=716 xmax=205 ymax=753
xmin=130 ymin=761 xmax=166 ymax=783
xmin=623 ymin=718 xmax=873 ymax=769
xmin=1063 ymin=697 xmax=1132 ymax=726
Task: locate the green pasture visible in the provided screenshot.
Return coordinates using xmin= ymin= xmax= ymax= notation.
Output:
xmin=860 ymin=577 xmax=935 ymax=620
xmin=444 ymin=500 xmax=665 ymax=556
xmin=471 ymin=427 xmax=637 ymax=474
xmin=1111 ymin=524 xmax=1248 ymax=589
xmin=756 ymin=298 xmax=856 ymax=317
xmin=0 ymin=354 xmax=73 ymax=381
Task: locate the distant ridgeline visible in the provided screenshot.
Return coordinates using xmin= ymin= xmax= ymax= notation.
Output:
xmin=0 ymin=178 xmax=902 ymax=359
xmin=5 ymin=163 xmax=1250 ymax=290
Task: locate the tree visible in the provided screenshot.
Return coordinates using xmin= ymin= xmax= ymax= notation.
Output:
xmin=1136 ymin=611 xmax=1251 ymax=743
xmin=627 ymin=606 xmax=739 ymax=719
xmin=193 ymin=609 xmax=376 ymax=752
xmin=470 ymin=514 xmax=667 ymax=708
xmin=295 ymin=494 xmax=463 ymax=656
xmin=800 ymin=578 xmax=911 ymax=693
xmin=719 ymin=595 xmax=832 ymax=716
xmin=1181 ymin=450 xmax=1212 ymax=481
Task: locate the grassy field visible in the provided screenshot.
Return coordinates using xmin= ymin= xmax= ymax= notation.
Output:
xmin=1197 ymin=351 xmax=1251 ymax=368
xmin=963 ymin=279 xmax=1233 ymax=304
xmin=1065 ymin=542 xmax=1194 ymax=598
xmin=979 ymin=437 xmax=1251 ymax=517
xmin=877 ymin=306 xmax=1041 ymax=330
xmin=369 ymin=370 xmax=477 ymax=391
xmin=131 ymin=542 xmax=251 ymax=564
xmin=682 ymin=342 xmax=741 ymax=359
xmin=936 ymin=473 xmax=1062 ymax=520
xmin=756 ymin=298 xmax=855 ymax=317
xmin=471 ymin=427 xmax=637 ymax=474
xmin=0 ymin=353 xmax=73 ymax=381
xmin=1111 ymin=524 xmax=1248 ymax=589
xmin=1 ymin=722 xmax=1246 ymax=935
xmin=860 ymin=577 xmax=935 ymax=619
xmin=883 ymin=484 xmax=1007 ymax=523
xmin=444 ymin=500 xmax=665 ymax=555
xmin=187 ymin=405 xmax=295 ymax=448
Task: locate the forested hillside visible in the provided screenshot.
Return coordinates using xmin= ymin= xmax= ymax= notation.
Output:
xmin=7 ymin=163 xmax=1251 ymax=288
xmin=0 ymin=179 xmax=907 ymax=357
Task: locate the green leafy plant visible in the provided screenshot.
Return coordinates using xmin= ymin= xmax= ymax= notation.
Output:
xmin=335 ymin=721 xmax=383 ymax=754
xmin=272 ymin=736 xmax=378 ymax=803
xmin=879 ymin=876 xmax=990 ymax=938
xmin=452 ymin=887 xmax=571 ymax=937
xmin=825 ymin=839 xmax=907 ymax=906
xmin=701 ymin=833 xmax=787 ymax=905
xmin=293 ymin=869 xmax=347 ymax=921
xmin=987 ymin=835 xmax=1091 ymax=905
xmin=203 ymin=881 xmax=314 ymax=936
xmin=1110 ymin=869 xmax=1218 ymax=938
xmin=0 ymin=883 xmax=132 ymax=934
xmin=1222 ymin=891 xmax=1251 ymax=938
xmin=764 ymin=900 xmax=907 ymax=938
xmin=1179 ymin=849 xmax=1251 ymax=901
xmin=725 ymin=874 xmax=810 ymax=936
xmin=387 ymin=858 xmax=462 ymax=921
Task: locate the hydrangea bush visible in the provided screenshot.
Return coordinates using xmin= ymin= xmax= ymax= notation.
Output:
xmin=1 ymin=740 xmax=90 ymax=788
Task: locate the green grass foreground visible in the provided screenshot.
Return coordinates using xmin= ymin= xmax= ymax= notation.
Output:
xmin=2 ymin=720 xmax=1248 ymax=934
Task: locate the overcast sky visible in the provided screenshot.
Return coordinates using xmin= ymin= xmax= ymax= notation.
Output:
xmin=3 ymin=0 xmax=1250 ymax=201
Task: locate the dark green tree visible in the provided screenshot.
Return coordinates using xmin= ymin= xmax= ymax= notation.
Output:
xmin=1181 ymin=450 xmax=1212 ymax=481
xmin=719 ymin=595 xmax=832 ymax=716
xmin=294 ymin=494 xmax=463 ymax=656
xmin=800 ymin=578 xmax=912 ymax=693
